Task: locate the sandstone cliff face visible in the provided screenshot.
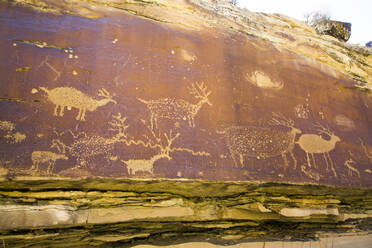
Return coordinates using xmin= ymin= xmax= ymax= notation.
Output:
xmin=0 ymin=0 xmax=372 ymax=246
xmin=1 ymin=0 xmax=371 ymax=186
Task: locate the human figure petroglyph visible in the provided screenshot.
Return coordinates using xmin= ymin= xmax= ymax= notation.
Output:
xmin=138 ymin=82 xmax=212 ymax=129
xmin=30 ymin=151 xmax=68 ymax=175
xmin=218 ymin=113 xmax=301 ymax=168
xmin=38 ymin=87 xmax=116 ymax=121
xmin=344 ymin=158 xmax=360 ymax=178
xmin=296 ymin=123 xmax=340 ymax=177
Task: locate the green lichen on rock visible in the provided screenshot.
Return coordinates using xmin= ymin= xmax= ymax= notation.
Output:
xmin=0 ymin=179 xmax=372 ymax=246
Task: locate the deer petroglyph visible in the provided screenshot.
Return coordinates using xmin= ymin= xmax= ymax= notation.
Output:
xmin=138 ymin=82 xmax=212 ymax=129
xmin=30 ymin=151 xmax=68 ymax=175
xmin=296 ymin=123 xmax=340 ymax=177
xmin=218 ymin=113 xmax=301 ymax=169
xmin=39 ymin=87 xmax=116 ymax=121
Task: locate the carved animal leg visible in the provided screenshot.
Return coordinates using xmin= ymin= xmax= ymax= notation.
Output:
xmin=289 ymin=150 xmax=297 ymax=169
xmin=326 ymin=152 xmax=337 ymax=177
xmin=53 ymin=105 xmax=59 ymax=116
xmin=32 ymin=161 xmax=39 ymax=172
xmin=59 ymin=106 xmax=65 ymax=116
xmin=281 ymin=153 xmax=289 ymax=168
xmin=311 ymin=153 xmax=317 ymax=168
xmin=306 ymin=152 xmax=311 ymax=168
xmin=188 ymin=116 xmax=195 ymax=128
xmin=150 ymin=114 xmax=156 ymax=130
xmin=323 ymin=153 xmax=329 ymax=172
xmin=76 ymin=108 xmax=82 ymax=120
xmin=30 ymin=161 xmax=36 ymax=171
xmin=47 ymin=161 xmax=55 ymax=175
xmin=230 ymin=151 xmax=239 ymax=167
xmin=80 ymin=108 xmax=87 ymax=121
xmin=240 ymin=154 xmax=244 ymax=167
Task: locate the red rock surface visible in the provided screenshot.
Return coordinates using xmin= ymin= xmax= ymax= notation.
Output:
xmin=0 ymin=1 xmax=371 ymax=187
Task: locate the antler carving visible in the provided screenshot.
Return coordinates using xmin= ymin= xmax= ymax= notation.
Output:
xmin=269 ymin=112 xmax=294 ymax=127
xmin=98 ymin=88 xmax=111 ymax=98
xmin=188 ymin=82 xmax=211 ymax=99
xmin=313 ymin=122 xmax=333 ymax=136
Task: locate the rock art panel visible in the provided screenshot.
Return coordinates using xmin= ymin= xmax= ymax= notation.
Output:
xmin=0 ymin=2 xmax=371 ymax=187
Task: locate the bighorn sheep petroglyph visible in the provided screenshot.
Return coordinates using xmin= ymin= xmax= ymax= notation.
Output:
xmin=218 ymin=113 xmax=301 ymax=168
xmin=39 ymin=87 xmax=116 ymax=121
xmin=30 ymin=151 xmax=68 ymax=175
xmin=296 ymin=123 xmax=340 ymax=177
xmin=138 ymin=82 xmax=212 ymax=129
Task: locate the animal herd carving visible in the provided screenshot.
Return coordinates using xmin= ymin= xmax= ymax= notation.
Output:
xmin=218 ymin=113 xmax=343 ymax=178
xmin=1 ymin=41 xmax=370 ymax=182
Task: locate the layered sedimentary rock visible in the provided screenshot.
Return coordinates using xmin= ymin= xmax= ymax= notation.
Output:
xmin=0 ymin=0 xmax=372 ymax=246
xmin=314 ymin=20 xmax=352 ymax=42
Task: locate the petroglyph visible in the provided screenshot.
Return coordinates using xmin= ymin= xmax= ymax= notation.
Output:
xmin=344 ymin=158 xmax=360 ymax=178
xmin=121 ymin=129 xmax=210 ymax=175
xmin=0 ymin=121 xmax=26 ymax=144
xmin=246 ymin=71 xmax=283 ymax=90
xmin=39 ymin=87 xmax=116 ymax=121
xmin=37 ymin=56 xmax=61 ymax=81
xmin=360 ymin=139 xmax=372 ymax=164
xmin=296 ymin=123 xmax=340 ymax=177
xmin=218 ymin=113 xmax=301 ymax=168
xmin=294 ymin=104 xmax=310 ymax=119
xmin=301 ymin=164 xmax=321 ymax=181
xmin=122 ymin=132 xmax=178 ymax=175
xmin=138 ymin=82 xmax=212 ymax=129
xmin=30 ymin=151 xmax=68 ymax=175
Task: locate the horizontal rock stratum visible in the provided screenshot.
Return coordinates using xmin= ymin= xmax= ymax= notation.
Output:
xmin=0 ymin=0 xmax=372 ymax=247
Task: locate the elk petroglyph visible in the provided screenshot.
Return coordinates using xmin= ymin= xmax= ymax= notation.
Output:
xmin=218 ymin=113 xmax=301 ymax=169
xmin=296 ymin=123 xmax=340 ymax=177
xmin=138 ymin=82 xmax=212 ymax=129
xmin=39 ymin=87 xmax=116 ymax=121
xmin=30 ymin=151 xmax=68 ymax=175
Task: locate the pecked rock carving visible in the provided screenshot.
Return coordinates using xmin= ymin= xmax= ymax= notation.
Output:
xmin=122 ymin=132 xmax=179 ymax=175
xmin=38 ymin=87 xmax=116 ymax=121
xmin=0 ymin=121 xmax=26 ymax=144
xmin=30 ymin=151 xmax=68 ymax=175
xmin=138 ymin=82 xmax=212 ymax=129
xmin=218 ymin=113 xmax=301 ymax=169
xmin=344 ymin=158 xmax=360 ymax=178
xmin=296 ymin=123 xmax=340 ymax=177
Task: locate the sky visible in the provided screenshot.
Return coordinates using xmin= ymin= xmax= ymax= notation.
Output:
xmin=238 ymin=0 xmax=371 ymax=45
